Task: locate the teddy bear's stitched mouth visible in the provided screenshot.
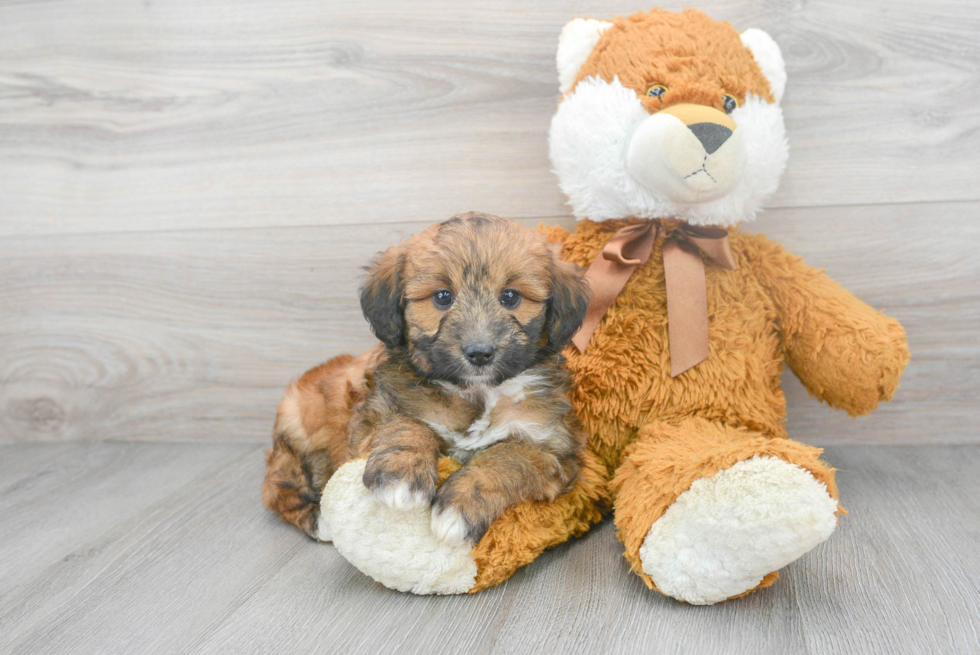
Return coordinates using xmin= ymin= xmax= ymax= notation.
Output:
xmin=684 ymin=156 xmax=718 ymax=184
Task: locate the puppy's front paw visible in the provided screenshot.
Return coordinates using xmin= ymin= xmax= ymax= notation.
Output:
xmin=430 ymin=506 xmax=473 ymax=546
xmin=362 ymin=448 xmax=437 ymax=510
xmin=372 ymin=480 xmax=432 ymax=510
xmin=430 ymin=485 xmax=494 ymax=546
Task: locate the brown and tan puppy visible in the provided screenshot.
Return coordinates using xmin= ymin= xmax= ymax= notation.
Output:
xmin=263 ymin=212 xmax=591 ymax=545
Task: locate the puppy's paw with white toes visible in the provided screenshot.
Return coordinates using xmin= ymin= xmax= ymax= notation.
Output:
xmin=430 ymin=506 xmax=471 ymax=546
xmin=372 ymin=480 xmax=432 ymax=511
xmin=361 ymin=448 xmax=437 ymax=511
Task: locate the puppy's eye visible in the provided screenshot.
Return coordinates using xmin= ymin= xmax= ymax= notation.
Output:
xmin=722 ymin=94 xmax=738 ymax=114
xmin=499 ymin=289 xmax=522 ymax=309
xmin=646 ymin=84 xmax=667 ymax=99
xmin=433 ymin=289 xmax=454 ymax=309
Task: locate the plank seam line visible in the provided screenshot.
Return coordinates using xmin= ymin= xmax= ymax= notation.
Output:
xmin=1 ymin=198 xmax=978 ymax=240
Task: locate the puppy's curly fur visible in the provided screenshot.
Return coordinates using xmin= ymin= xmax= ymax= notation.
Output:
xmin=263 ymin=212 xmax=591 ymax=545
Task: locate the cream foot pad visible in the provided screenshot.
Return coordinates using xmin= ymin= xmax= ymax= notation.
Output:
xmin=319 ymin=459 xmax=477 ymax=595
xmin=639 ymin=455 xmax=839 ymax=604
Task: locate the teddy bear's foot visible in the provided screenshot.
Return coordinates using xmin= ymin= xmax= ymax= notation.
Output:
xmin=320 ymin=450 xmax=609 ymax=595
xmin=320 ymin=458 xmax=478 ymax=595
xmin=315 ymin=512 xmax=332 ymax=542
xmin=638 ymin=455 xmax=838 ymax=604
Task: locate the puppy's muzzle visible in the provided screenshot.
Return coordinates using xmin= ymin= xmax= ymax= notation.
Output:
xmin=463 ymin=344 xmax=495 ymax=367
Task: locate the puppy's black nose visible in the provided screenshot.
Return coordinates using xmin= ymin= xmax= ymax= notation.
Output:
xmin=463 ymin=344 xmax=495 ymax=367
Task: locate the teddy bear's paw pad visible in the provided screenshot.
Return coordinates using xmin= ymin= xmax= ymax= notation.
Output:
xmin=639 ymin=455 xmax=838 ymax=605
xmin=320 ymin=459 xmax=477 ymax=595
xmin=315 ymin=511 xmax=332 ymax=543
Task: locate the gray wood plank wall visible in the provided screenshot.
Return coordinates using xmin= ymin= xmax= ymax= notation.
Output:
xmin=2 ymin=0 xmax=978 ymax=445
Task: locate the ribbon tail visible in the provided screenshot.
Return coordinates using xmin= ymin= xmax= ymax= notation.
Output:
xmin=571 ymin=223 xmax=657 ymax=352
xmin=663 ymin=240 xmax=710 ymax=377
xmin=571 ymin=256 xmax=640 ymax=353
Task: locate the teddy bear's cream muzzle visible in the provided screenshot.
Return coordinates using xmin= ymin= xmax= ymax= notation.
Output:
xmin=627 ymin=103 xmax=746 ymax=204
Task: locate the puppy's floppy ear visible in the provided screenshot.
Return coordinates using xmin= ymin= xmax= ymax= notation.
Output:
xmin=546 ymin=253 xmax=591 ymax=351
xmin=360 ymin=244 xmax=406 ymax=348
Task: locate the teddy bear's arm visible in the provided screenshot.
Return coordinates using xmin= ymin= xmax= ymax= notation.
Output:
xmin=746 ymin=234 xmax=910 ymax=417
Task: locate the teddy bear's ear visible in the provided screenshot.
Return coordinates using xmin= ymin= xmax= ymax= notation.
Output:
xmin=740 ymin=28 xmax=787 ymax=103
xmin=557 ymin=18 xmax=613 ymax=95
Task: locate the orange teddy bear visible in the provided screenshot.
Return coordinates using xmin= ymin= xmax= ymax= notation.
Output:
xmin=318 ymin=8 xmax=909 ymax=604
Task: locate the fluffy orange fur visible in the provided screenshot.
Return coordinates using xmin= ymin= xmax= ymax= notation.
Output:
xmin=463 ymin=219 xmax=907 ymax=597
xmin=454 ymin=9 xmax=907 ymax=598
xmin=444 ymin=448 xmax=609 ymax=593
xmin=572 ymin=9 xmax=775 ymax=111
xmin=262 ymin=347 xmax=383 ymax=536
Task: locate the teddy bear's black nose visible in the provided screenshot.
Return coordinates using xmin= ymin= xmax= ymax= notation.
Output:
xmin=688 ymin=122 xmax=733 ymax=155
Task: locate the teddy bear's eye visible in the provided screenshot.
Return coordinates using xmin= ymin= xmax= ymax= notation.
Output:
xmin=646 ymin=84 xmax=667 ymax=99
xmin=723 ymin=94 xmax=738 ymax=114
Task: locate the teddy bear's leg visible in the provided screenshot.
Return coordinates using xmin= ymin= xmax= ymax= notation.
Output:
xmin=467 ymin=446 xmax=609 ymax=592
xmin=611 ymin=417 xmax=840 ymax=605
xmin=321 ymin=447 xmax=609 ymax=594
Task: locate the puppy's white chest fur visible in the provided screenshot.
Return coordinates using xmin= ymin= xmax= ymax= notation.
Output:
xmin=425 ymin=373 xmax=551 ymax=461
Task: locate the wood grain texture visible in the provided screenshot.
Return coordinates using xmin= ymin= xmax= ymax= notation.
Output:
xmin=1 ymin=0 xmax=979 ymax=236
xmin=1 ymin=443 xmax=978 ymax=654
xmin=2 ymin=201 xmax=977 ymax=445
xmin=0 ymin=442 xmax=254 ymax=594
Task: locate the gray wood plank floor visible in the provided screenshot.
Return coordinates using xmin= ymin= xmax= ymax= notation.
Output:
xmin=1 ymin=443 xmax=978 ymax=654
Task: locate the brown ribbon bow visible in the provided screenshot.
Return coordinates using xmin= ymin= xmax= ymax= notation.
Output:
xmin=571 ymin=221 xmax=738 ymax=377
